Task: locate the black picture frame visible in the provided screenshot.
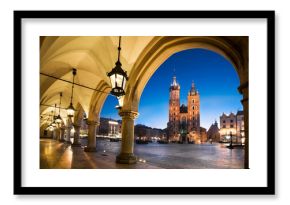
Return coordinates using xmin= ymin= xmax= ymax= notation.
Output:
xmin=14 ymin=10 xmax=275 ymax=195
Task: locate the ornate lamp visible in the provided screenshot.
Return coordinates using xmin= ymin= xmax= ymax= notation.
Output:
xmin=115 ymin=96 xmax=124 ymax=109
xmin=107 ymin=36 xmax=128 ymax=97
xmin=51 ymin=104 xmax=57 ymax=127
xmin=55 ymin=92 xmax=62 ymax=124
xmin=47 ymin=110 xmax=55 ymax=130
xmin=67 ymin=68 xmax=77 ymax=117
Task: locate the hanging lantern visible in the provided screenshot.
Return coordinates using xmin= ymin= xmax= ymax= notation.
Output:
xmin=51 ymin=104 xmax=57 ymax=127
xmin=67 ymin=68 xmax=76 ymax=117
xmin=48 ymin=125 xmax=54 ymax=131
xmin=56 ymin=92 xmax=63 ymax=123
xmin=51 ymin=121 xmax=56 ymax=127
xmin=107 ymin=36 xmax=128 ymax=97
xmin=115 ymin=96 xmax=124 ymax=109
xmin=67 ymin=103 xmax=75 ymax=118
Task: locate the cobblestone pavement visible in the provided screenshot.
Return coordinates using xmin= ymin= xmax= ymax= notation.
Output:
xmin=40 ymin=138 xmax=244 ymax=169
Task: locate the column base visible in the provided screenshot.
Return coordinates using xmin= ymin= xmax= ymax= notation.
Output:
xmin=116 ymin=153 xmax=137 ymax=164
xmin=65 ymin=141 xmax=72 ymax=145
xmin=84 ymin=147 xmax=97 ymax=152
xmin=71 ymin=142 xmax=81 ymax=147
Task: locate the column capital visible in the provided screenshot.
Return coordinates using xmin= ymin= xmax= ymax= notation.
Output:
xmin=73 ymin=124 xmax=81 ymax=129
xmin=119 ymin=110 xmax=139 ymax=120
xmin=241 ymin=97 xmax=249 ymax=104
xmin=238 ymin=81 xmax=248 ymax=94
xmin=86 ymin=120 xmax=100 ymax=126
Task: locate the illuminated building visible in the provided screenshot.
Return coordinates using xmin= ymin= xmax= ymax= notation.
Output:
xmin=219 ymin=111 xmax=244 ymax=143
xmin=167 ymin=76 xmax=201 ymax=143
xmin=207 ymin=121 xmax=220 ymax=143
xmin=98 ymin=117 xmax=121 ymax=137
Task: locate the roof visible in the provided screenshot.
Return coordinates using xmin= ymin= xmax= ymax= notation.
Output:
xmin=180 ymin=104 xmax=188 ymax=113
xmin=170 ymin=76 xmax=180 ymax=90
xmin=237 ymin=110 xmax=244 ymax=115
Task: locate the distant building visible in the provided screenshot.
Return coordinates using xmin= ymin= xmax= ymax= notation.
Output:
xmin=236 ymin=111 xmax=245 ymax=143
xmin=200 ymin=127 xmax=208 ymax=143
xmin=167 ymin=76 xmax=201 ymax=143
xmin=98 ymin=117 xmax=121 ymax=137
xmin=219 ymin=111 xmax=244 ymax=143
xmin=207 ymin=121 xmax=220 ymax=142
xmin=135 ymin=124 xmax=165 ymax=141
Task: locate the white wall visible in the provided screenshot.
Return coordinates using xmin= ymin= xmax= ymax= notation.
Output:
xmin=0 ymin=0 xmax=288 ymax=204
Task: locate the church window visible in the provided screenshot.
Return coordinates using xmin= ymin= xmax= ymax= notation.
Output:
xmin=192 ymin=106 xmax=194 ymax=110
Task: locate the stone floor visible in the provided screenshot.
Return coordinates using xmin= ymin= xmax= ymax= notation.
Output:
xmin=40 ymin=138 xmax=244 ymax=169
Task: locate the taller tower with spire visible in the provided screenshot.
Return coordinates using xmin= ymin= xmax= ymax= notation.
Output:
xmin=168 ymin=76 xmax=180 ymax=141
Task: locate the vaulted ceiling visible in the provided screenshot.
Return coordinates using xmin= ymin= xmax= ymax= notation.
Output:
xmin=40 ymin=36 xmax=154 ymax=124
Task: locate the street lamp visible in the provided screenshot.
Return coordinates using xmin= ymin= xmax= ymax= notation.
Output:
xmin=55 ymin=92 xmax=62 ymax=124
xmin=107 ymin=36 xmax=128 ymax=97
xmin=228 ymin=131 xmax=234 ymax=149
xmin=51 ymin=104 xmax=57 ymax=127
xmin=67 ymin=68 xmax=77 ymax=117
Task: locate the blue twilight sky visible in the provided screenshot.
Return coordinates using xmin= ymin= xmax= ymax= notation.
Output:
xmin=100 ymin=48 xmax=242 ymax=130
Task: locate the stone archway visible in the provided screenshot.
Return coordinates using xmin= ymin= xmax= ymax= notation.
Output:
xmin=117 ymin=36 xmax=249 ymax=168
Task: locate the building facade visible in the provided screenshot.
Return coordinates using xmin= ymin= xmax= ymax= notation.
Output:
xmin=98 ymin=117 xmax=121 ymax=137
xmin=219 ymin=111 xmax=244 ymax=143
xmin=134 ymin=124 xmax=165 ymax=142
xmin=167 ymin=76 xmax=201 ymax=143
xmin=200 ymin=127 xmax=208 ymax=143
xmin=207 ymin=121 xmax=220 ymax=142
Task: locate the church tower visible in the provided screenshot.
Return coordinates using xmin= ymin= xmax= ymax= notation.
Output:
xmin=168 ymin=76 xmax=180 ymax=141
xmin=187 ymin=81 xmax=201 ymax=142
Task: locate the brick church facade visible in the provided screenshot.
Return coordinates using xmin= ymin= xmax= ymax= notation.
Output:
xmin=167 ymin=76 xmax=201 ymax=143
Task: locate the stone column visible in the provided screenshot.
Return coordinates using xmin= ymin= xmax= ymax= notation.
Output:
xmin=60 ymin=127 xmax=65 ymax=142
xmin=72 ymin=124 xmax=81 ymax=147
xmin=52 ymin=129 xmax=56 ymax=140
xmin=238 ymin=82 xmax=249 ymax=169
xmin=84 ymin=120 xmax=99 ymax=152
xmin=66 ymin=126 xmax=71 ymax=144
xmin=116 ymin=110 xmax=139 ymax=164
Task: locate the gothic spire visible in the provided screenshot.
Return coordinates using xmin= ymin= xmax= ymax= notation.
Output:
xmin=189 ymin=80 xmax=197 ymax=95
xmin=171 ymin=76 xmax=180 ymax=88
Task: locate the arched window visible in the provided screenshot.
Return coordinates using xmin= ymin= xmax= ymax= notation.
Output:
xmin=192 ymin=106 xmax=195 ymax=110
xmin=181 ymin=116 xmax=186 ymax=122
